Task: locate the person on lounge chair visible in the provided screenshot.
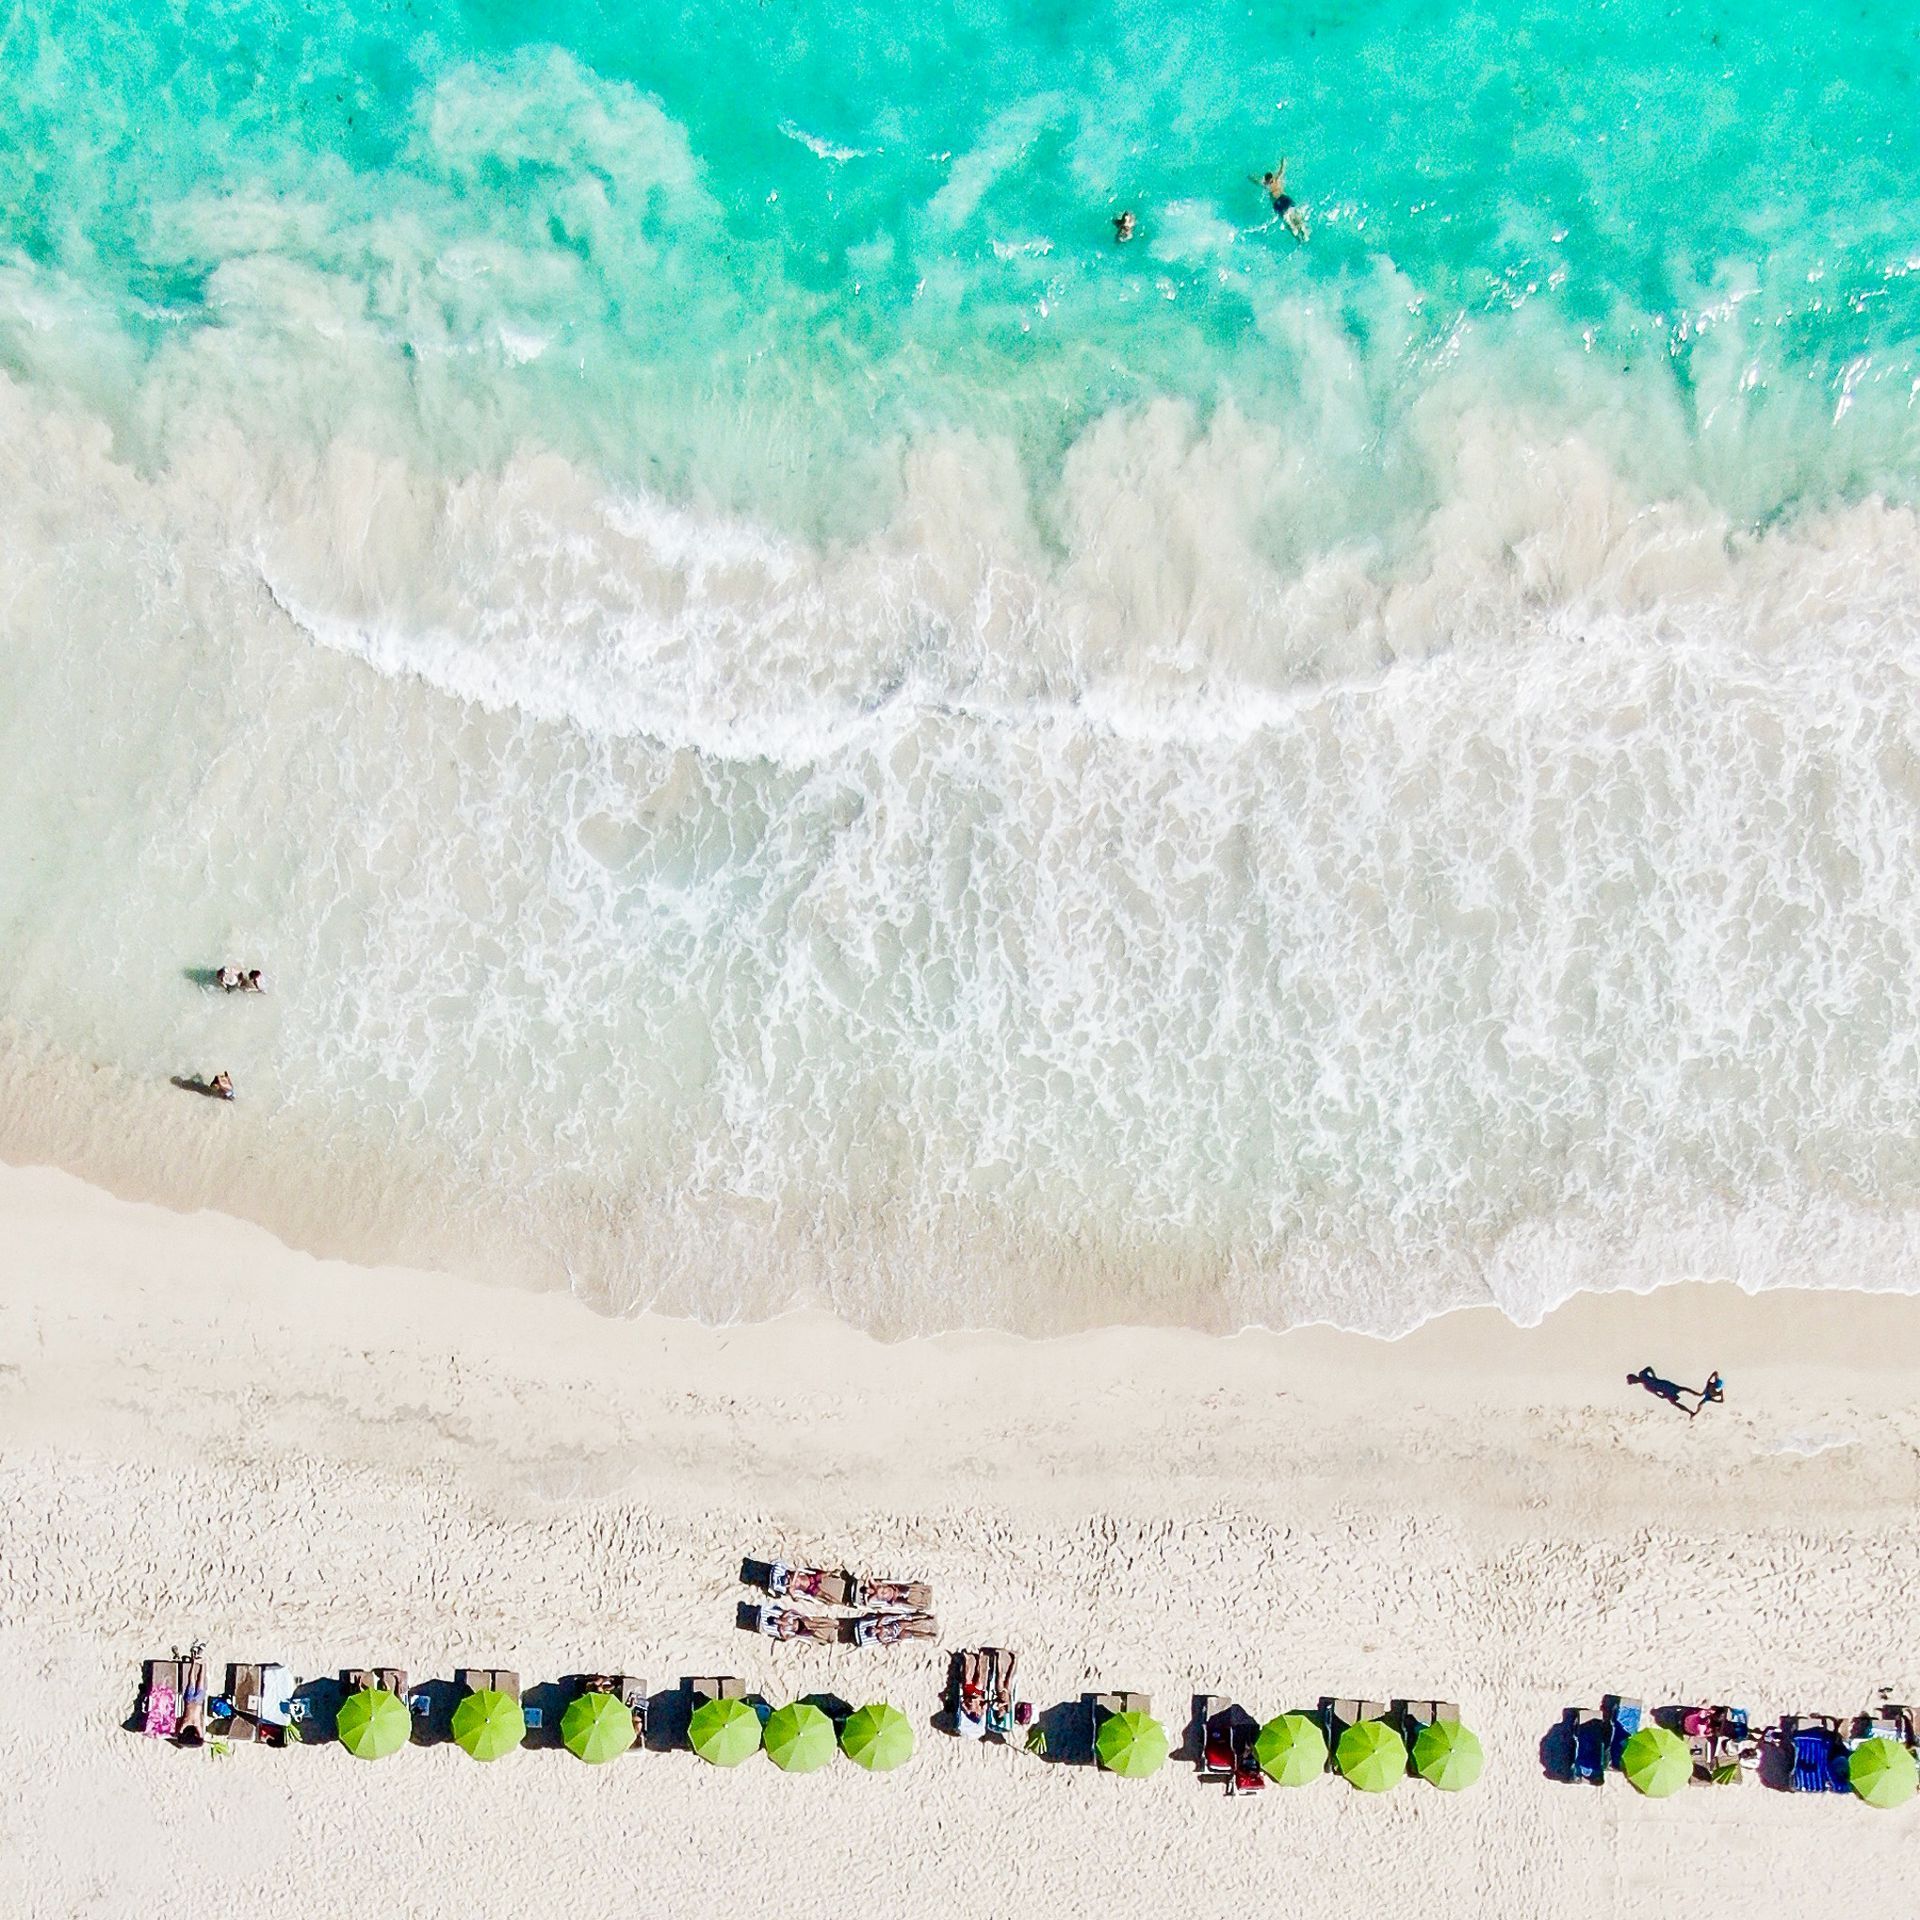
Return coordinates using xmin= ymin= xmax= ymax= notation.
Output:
xmin=855 ymin=1578 xmax=931 ymax=1610
xmin=987 ymin=1649 xmax=1019 ymax=1734
xmin=957 ymin=1650 xmax=988 ymax=1739
xmin=756 ymin=1604 xmax=834 ymax=1643
xmin=768 ymin=1563 xmax=846 ymax=1603
xmin=853 ymin=1611 xmax=937 ymax=1647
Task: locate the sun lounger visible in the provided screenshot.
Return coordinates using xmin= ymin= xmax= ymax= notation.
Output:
xmin=1396 ymin=1698 xmax=1459 ymax=1736
xmin=754 ymin=1604 xmax=837 ymax=1644
xmin=1231 ymin=1720 xmax=1266 ymax=1797
xmin=1604 ymin=1696 xmax=1643 ymax=1774
xmin=459 ymin=1669 xmax=521 ymax=1699
xmin=345 ymin=1667 xmax=408 ymax=1698
xmin=852 ymin=1611 xmax=937 ymax=1647
xmin=613 ymin=1675 xmax=648 ymax=1744
xmin=1790 ymin=1719 xmax=1845 ymax=1793
xmin=1197 ymin=1696 xmax=1233 ymax=1782
xmin=984 ymin=1648 xmax=1028 ymax=1737
xmin=218 ymin=1663 xmax=290 ymax=1744
xmin=766 ymin=1563 xmax=852 ymax=1606
xmin=850 ymin=1578 xmax=933 ymax=1612
xmin=687 ymin=1676 xmax=746 ymax=1707
xmin=1565 ymin=1708 xmax=1604 ymax=1784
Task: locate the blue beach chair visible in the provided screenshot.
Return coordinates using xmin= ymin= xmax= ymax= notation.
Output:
xmin=1571 ymin=1709 xmax=1607 ymax=1785
xmin=1605 ymin=1696 xmax=1644 ymax=1773
xmin=1790 ymin=1724 xmax=1844 ymax=1793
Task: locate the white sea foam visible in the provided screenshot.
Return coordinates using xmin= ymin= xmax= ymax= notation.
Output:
xmin=4 ymin=374 xmax=1920 ymax=1334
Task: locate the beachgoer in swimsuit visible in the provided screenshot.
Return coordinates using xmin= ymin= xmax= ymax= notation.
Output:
xmin=1256 ymin=159 xmax=1310 ymax=241
xmin=217 ymin=966 xmax=243 ymax=991
xmin=1113 ymin=209 xmax=1136 ymax=243
xmin=210 ymin=1070 xmax=234 ymax=1100
xmin=243 ymin=969 xmax=265 ymax=993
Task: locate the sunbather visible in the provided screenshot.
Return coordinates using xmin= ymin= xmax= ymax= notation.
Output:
xmin=853 ymin=1578 xmax=932 ymax=1611
xmin=957 ymin=1650 xmax=987 ymax=1740
xmin=768 ymin=1562 xmax=848 ymax=1604
xmin=853 ymin=1610 xmax=937 ymax=1647
xmin=986 ymin=1648 xmax=1019 ymax=1734
xmin=755 ymin=1604 xmax=835 ymax=1644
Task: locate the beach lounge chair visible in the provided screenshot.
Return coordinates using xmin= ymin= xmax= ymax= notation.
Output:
xmin=850 ymin=1577 xmax=933 ymax=1612
xmin=1604 ymin=1697 xmax=1643 ymax=1774
xmin=220 ymin=1663 xmax=294 ymax=1745
xmin=1789 ymin=1718 xmax=1845 ymax=1793
xmin=1232 ymin=1719 xmax=1266 ymax=1796
xmin=952 ymin=1650 xmax=990 ymax=1740
xmin=1395 ymin=1699 xmax=1459 ymax=1745
xmin=984 ymin=1648 xmax=1028 ymax=1738
xmin=345 ymin=1667 xmax=408 ymax=1699
xmin=766 ymin=1563 xmax=852 ymax=1607
xmin=1568 ymin=1708 xmax=1607 ymax=1784
xmin=851 ymin=1611 xmax=937 ymax=1647
xmin=614 ymin=1675 xmax=649 ymax=1745
xmin=140 ymin=1661 xmax=181 ymax=1741
xmin=1197 ymin=1695 xmax=1233 ymax=1783
xmin=754 ymin=1604 xmax=837 ymax=1644
xmin=687 ymin=1676 xmax=746 ymax=1708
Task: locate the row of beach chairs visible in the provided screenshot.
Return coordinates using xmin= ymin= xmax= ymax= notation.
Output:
xmin=1568 ymin=1696 xmax=1920 ymax=1788
xmin=1193 ymin=1695 xmax=1461 ymax=1796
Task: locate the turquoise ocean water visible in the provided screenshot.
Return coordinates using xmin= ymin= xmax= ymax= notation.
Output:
xmin=2 ymin=1 xmax=1919 ymax=1331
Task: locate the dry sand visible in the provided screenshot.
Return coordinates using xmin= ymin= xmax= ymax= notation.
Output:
xmin=3 ymin=1159 xmax=1919 ymax=1917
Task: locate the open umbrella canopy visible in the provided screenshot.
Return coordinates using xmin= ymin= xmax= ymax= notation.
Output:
xmin=1095 ymin=1709 xmax=1169 ymax=1778
xmin=561 ymin=1690 xmax=636 ymax=1764
xmin=688 ymin=1696 xmax=763 ymax=1767
xmin=1336 ymin=1720 xmax=1408 ymax=1792
xmin=337 ymin=1687 xmax=410 ymax=1762
xmin=1849 ymin=1737 xmax=1918 ymax=1808
xmin=1254 ymin=1713 xmax=1328 ymax=1786
xmin=451 ymin=1689 xmax=525 ymax=1763
xmin=1412 ymin=1720 xmax=1485 ymax=1792
xmin=1620 ymin=1725 xmax=1690 ymax=1797
xmin=841 ymin=1702 xmax=914 ymax=1772
xmin=764 ymin=1702 xmax=838 ymax=1774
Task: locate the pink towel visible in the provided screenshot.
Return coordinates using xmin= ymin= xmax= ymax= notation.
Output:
xmin=142 ymin=1684 xmax=179 ymax=1740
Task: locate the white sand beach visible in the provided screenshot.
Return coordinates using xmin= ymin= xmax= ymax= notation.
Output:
xmin=4 ymin=1158 xmax=1918 ymax=1917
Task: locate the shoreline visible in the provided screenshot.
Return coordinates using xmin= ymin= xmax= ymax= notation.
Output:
xmin=5 ymin=1158 xmax=1920 ymax=1914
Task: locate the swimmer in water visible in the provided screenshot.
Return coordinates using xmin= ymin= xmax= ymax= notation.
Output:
xmin=1112 ymin=209 xmax=1135 ymax=243
xmin=1255 ymin=159 xmax=1310 ymax=242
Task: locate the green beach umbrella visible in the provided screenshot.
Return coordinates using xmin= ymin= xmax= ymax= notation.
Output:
xmin=1412 ymin=1720 xmax=1485 ymax=1792
xmin=1095 ymin=1709 xmax=1169 ymax=1779
xmin=1619 ymin=1724 xmax=1690 ymax=1798
xmin=1336 ymin=1719 xmax=1408 ymax=1792
xmin=1254 ymin=1713 xmax=1328 ymax=1786
xmin=764 ymin=1701 xmax=837 ymax=1774
xmin=841 ymin=1702 xmax=914 ymax=1772
xmin=451 ymin=1689 xmax=525 ymax=1763
xmin=560 ymin=1690 xmax=636 ymax=1764
xmin=337 ymin=1687 xmax=410 ymax=1762
xmin=688 ymin=1695 xmax=763 ymax=1768
xmin=1848 ymin=1736 xmax=1918 ymax=1809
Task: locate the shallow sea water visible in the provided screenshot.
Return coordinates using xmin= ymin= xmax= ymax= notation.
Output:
xmin=2 ymin=1 xmax=1918 ymax=1332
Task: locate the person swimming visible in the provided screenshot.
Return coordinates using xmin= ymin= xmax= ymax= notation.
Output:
xmin=1256 ymin=159 xmax=1309 ymax=241
xmin=1112 ymin=209 xmax=1135 ymax=243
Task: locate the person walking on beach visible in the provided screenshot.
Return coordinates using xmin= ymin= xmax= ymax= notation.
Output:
xmin=1254 ymin=159 xmax=1309 ymax=241
xmin=1696 ymin=1370 xmax=1725 ymax=1415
